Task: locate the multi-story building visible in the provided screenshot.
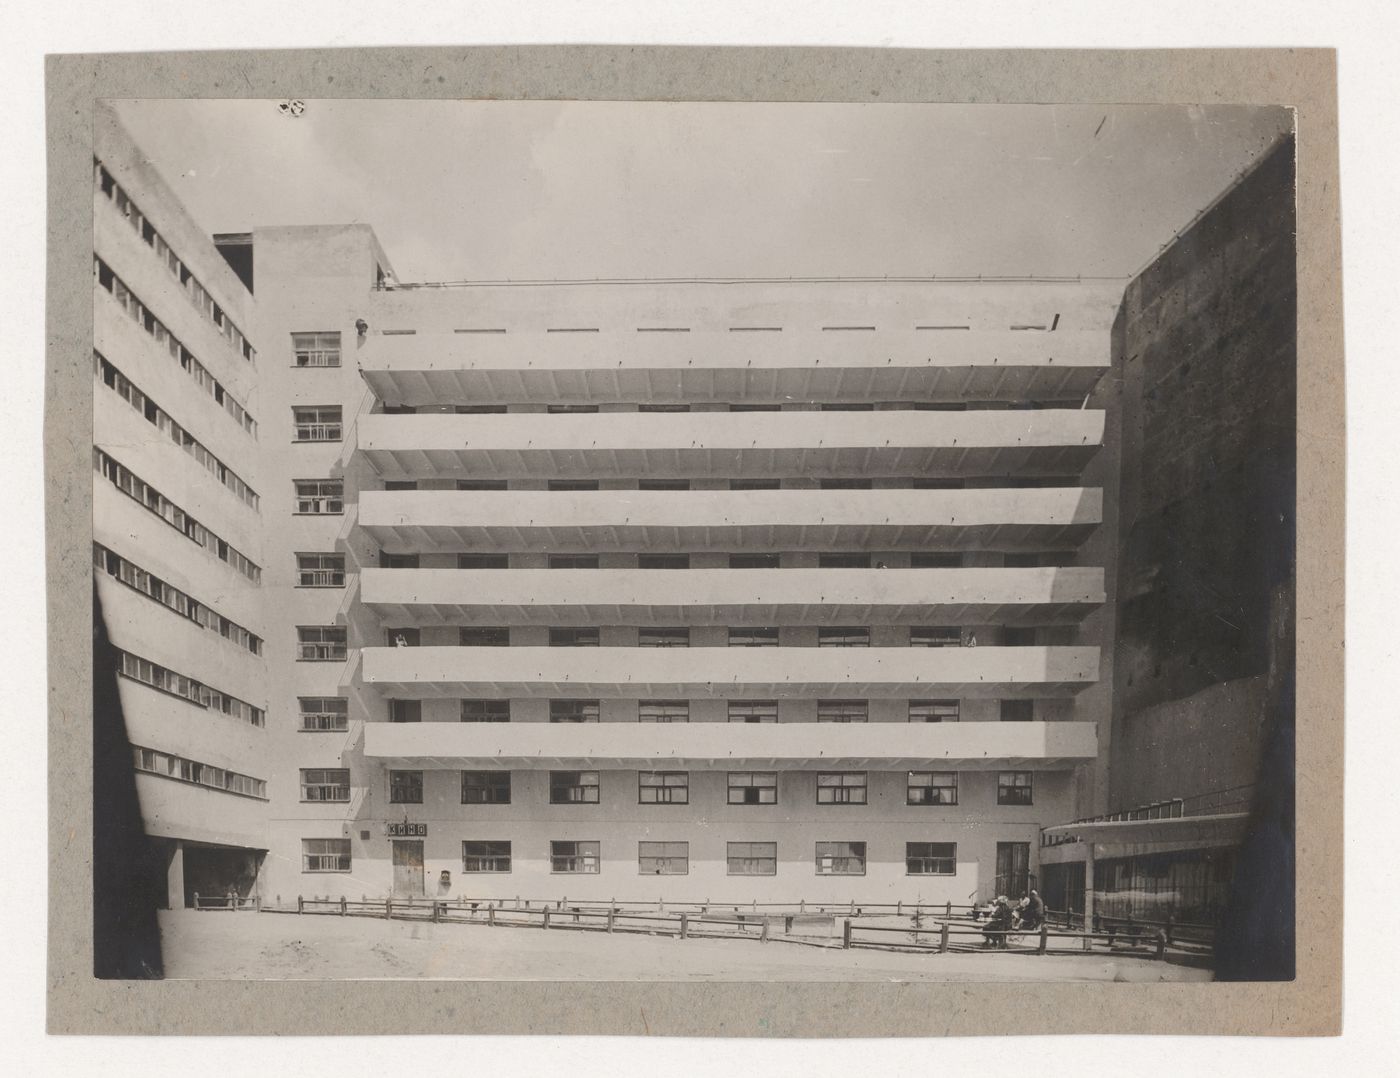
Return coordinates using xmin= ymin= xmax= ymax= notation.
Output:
xmin=91 ymin=105 xmax=270 ymax=911
xmin=91 ymin=104 xmax=1292 ymax=919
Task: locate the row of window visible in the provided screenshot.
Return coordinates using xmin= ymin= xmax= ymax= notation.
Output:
xmin=377 ymin=478 xmax=1076 ymax=492
xmin=94 ymin=450 xmax=262 ymax=582
xmin=303 ymin=838 xmax=958 ymax=877
xmin=386 ymin=698 xmax=971 ymax=723
xmin=134 ymin=745 xmax=267 ymax=799
xmin=368 ymin=398 xmax=1078 ymax=413
xmin=376 ymin=551 xmax=1070 ymax=569
xmin=93 ymin=544 xmax=263 ymax=656
xmin=303 ymin=768 xmax=1035 ymax=807
xmin=93 ymin=258 xmax=257 ymax=435
xmin=118 ymin=650 xmax=265 ymax=727
xmin=96 ymin=161 xmax=256 ymax=363
xmin=95 ymin=352 xmax=259 ymax=509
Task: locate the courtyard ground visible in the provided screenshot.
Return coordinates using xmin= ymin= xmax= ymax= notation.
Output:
xmin=157 ymin=909 xmax=1212 ymax=982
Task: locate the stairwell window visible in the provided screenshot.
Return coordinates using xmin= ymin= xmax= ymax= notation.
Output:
xmin=302 ymin=839 xmax=351 ymax=872
xmin=551 ymin=841 xmax=600 ymax=874
xmin=292 ymin=331 xmax=340 ymax=368
xmin=294 ymin=479 xmax=343 ymax=515
xmin=550 ymin=770 xmax=600 ymax=804
xmin=296 ymin=626 xmax=346 ymax=662
xmin=815 ymin=841 xmax=867 ymax=875
xmin=292 ymin=405 xmax=343 ymax=442
xmin=296 ymin=552 xmax=346 ymax=587
xmin=300 ymin=769 xmax=350 ymax=802
xmin=299 ymin=697 xmax=348 ymax=732
xmin=998 ymin=771 xmax=1035 ymax=806
xmin=638 ymin=841 xmax=689 ymax=875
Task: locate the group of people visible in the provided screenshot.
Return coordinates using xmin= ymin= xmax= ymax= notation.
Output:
xmin=979 ymin=889 xmax=1044 ymax=948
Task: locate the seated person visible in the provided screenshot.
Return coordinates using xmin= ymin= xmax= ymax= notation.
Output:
xmin=981 ymin=897 xmax=1014 ymax=947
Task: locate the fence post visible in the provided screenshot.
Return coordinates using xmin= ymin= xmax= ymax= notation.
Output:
xmin=297 ymin=895 xmax=304 ymax=914
xmin=842 ymin=919 xmax=853 ymax=949
xmin=799 ymin=899 xmax=805 ymax=913
xmin=945 ymin=900 xmax=952 ymax=919
xmin=1154 ymin=929 xmax=1167 ymax=960
xmin=1038 ymin=923 xmax=1049 ymax=955
xmin=386 ymin=898 xmax=392 ymax=919
xmin=193 ymin=892 xmax=201 ymax=910
xmin=607 ymin=908 xmax=615 ymax=933
xmin=1165 ymin=915 xmax=1175 ymax=946
xmin=254 ymin=894 xmax=262 ymax=913
xmin=488 ymin=906 xmax=496 ymax=927
xmin=939 ymin=923 xmax=950 ymax=953
xmin=680 ymin=913 xmax=689 ymax=940
xmin=542 ymin=908 xmax=551 ymax=930
xmin=341 ymin=896 xmax=347 ymax=916
xmin=761 ymin=917 xmax=771 ymax=943
xmin=895 ymin=900 xmax=902 ymax=917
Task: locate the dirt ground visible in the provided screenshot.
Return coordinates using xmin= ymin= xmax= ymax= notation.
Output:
xmin=158 ymin=909 xmax=1213 ymax=982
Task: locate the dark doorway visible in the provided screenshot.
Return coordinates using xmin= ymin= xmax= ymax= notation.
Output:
xmin=995 ymin=841 xmax=1032 ymax=898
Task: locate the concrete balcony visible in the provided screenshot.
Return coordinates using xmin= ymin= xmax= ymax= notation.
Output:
xmin=356 ymin=487 xmax=1102 ymax=553
xmin=356 ymin=328 xmax=1109 ymax=407
xmin=361 ymin=718 xmax=1098 ymax=770
xmin=359 ymin=644 xmax=1099 ymax=699
xmin=356 ymin=409 xmax=1105 ymax=480
xmin=358 ymin=566 xmax=1106 ymax=626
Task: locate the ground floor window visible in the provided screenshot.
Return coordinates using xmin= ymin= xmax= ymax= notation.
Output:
xmin=302 ymin=838 xmax=351 ymax=872
xmin=638 ymin=841 xmax=689 ymax=875
xmin=462 ymin=841 xmax=512 ymax=873
xmin=551 ymin=840 xmax=600 ymax=874
xmin=727 ymin=841 xmax=777 ymax=876
xmin=815 ymin=841 xmax=867 ymax=875
xmin=906 ymin=842 xmax=957 ymax=875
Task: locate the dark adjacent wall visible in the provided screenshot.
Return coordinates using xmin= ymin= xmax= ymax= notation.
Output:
xmin=1108 ymin=134 xmax=1296 ymax=810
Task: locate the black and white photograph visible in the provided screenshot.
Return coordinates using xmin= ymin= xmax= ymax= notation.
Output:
xmin=83 ymin=94 xmax=1299 ymax=989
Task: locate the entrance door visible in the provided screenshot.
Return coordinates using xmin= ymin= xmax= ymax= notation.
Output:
xmin=392 ymin=840 xmax=425 ymax=897
xmin=995 ymin=841 xmax=1032 ymax=898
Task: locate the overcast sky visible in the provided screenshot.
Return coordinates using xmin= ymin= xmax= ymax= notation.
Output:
xmin=112 ymin=100 xmax=1292 ymax=283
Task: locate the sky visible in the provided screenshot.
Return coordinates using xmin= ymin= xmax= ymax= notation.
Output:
xmin=112 ymin=99 xmax=1292 ymax=284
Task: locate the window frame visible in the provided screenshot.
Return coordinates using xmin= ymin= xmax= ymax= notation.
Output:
xmin=906 ymin=841 xmax=957 ymax=876
xmin=726 ymin=841 xmax=778 ymax=876
xmin=998 ymin=771 xmax=1035 ymax=806
xmin=550 ymin=840 xmax=601 ymax=874
xmin=461 ymin=770 xmax=511 ymax=805
xmin=815 ymin=840 xmax=868 ymax=876
xmin=388 ymin=769 xmax=424 ymax=805
xmin=549 ymin=770 xmax=601 ymax=804
xmin=299 ymin=768 xmax=351 ymax=803
xmin=907 ymin=771 xmax=959 ymax=806
xmin=815 ymin=771 xmax=868 ymax=805
xmin=638 ymin=840 xmax=689 ymax=875
xmin=302 ymin=838 xmax=351 ymax=873
xmin=638 ymin=771 xmax=690 ymax=805
xmin=727 ymin=771 xmax=778 ymax=805
xmin=461 ymin=840 xmax=512 ymax=873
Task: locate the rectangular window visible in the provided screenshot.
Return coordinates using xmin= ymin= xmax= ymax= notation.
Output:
xmin=296 ymin=552 xmax=346 ymax=587
xmin=386 ymin=627 xmax=420 ymax=646
xmin=295 ymin=479 xmax=343 ymax=515
xmin=728 ymin=700 xmax=777 ymax=723
xmin=638 ymin=479 xmax=690 ymax=491
xmin=296 ymin=625 xmax=346 ymax=662
xmin=299 ymin=697 xmax=349 ymax=732
xmin=727 ymin=772 xmax=777 ymax=805
xmin=1000 ymin=699 xmax=1035 ymax=722
xmin=816 ymin=772 xmax=868 ymax=805
xmin=729 ymin=552 xmax=781 ymax=568
xmin=818 ymin=553 xmax=870 ymax=568
xmin=389 ymin=769 xmax=424 ymax=804
xmin=907 ymin=771 xmax=959 ymax=805
xmin=638 ymin=552 xmax=690 ymax=568
xmin=638 ymin=841 xmax=689 ymax=875
xmin=909 ymin=699 xmax=960 ymax=722
xmin=817 ymin=699 xmax=868 ymax=723
xmin=456 ymin=479 xmax=509 ymax=491
xmin=549 ymin=554 xmax=598 ymax=569
xmin=389 ymin=699 xmax=422 ymax=724
xmin=462 ymin=841 xmax=512 ymax=873
xmin=818 ymin=626 xmax=869 ymax=647
xmin=638 ymin=771 xmax=689 ymax=805
xmin=292 ymin=405 xmax=342 ymax=442
xmin=460 ymin=626 xmax=511 ymax=646
xmin=906 ymin=842 xmax=957 ymax=875
xmin=639 ymin=626 xmax=689 ymax=648
xmin=638 ymin=700 xmax=689 ymax=723
xmin=729 ymin=478 xmax=782 ymax=489
xmin=911 ymin=625 xmax=962 ymax=647
xmin=549 ymin=626 xmax=599 ymax=647
xmin=550 ymin=699 xmax=600 ymax=723
xmin=998 ymin=771 xmax=1035 ymax=805
xmin=550 ymin=840 xmax=600 ymax=874
xmin=550 ymin=770 xmax=600 ymax=804
xmin=548 ymin=479 xmax=599 ymax=491
xmin=300 ymin=768 xmax=350 ymax=802
xmin=461 ymin=771 xmax=511 ymax=804
xmin=911 ymin=551 xmax=964 ymax=568
xmin=384 ymin=480 xmax=419 ymax=491
xmin=457 ymin=552 xmax=510 ymax=568
xmin=292 ymin=331 xmax=341 ymax=367
xmin=380 ymin=552 xmax=420 ymax=569
xmin=815 ymin=841 xmax=867 ymax=875
xmin=729 ymin=626 xmax=779 ymax=647
xmin=302 ymin=838 xmax=351 ymax=873
xmin=727 ymin=841 xmax=777 ymax=876
xmin=461 ymin=699 xmax=511 ymax=722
